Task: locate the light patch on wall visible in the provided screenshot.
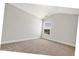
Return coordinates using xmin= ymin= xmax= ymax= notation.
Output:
xmin=45 ymin=23 xmax=51 ymax=27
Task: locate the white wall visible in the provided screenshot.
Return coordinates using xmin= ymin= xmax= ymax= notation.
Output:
xmin=42 ymin=14 xmax=78 ymax=47
xmin=1 ymin=4 xmax=42 ymax=44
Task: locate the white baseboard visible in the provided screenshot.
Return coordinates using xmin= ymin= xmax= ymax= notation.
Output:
xmin=42 ymin=38 xmax=75 ymax=47
xmin=1 ymin=37 xmax=40 ymax=44
xmin=52 ymin=39 xmax=75 ymax=47
xmin=1 ymin=38 xmax=75 ymax=47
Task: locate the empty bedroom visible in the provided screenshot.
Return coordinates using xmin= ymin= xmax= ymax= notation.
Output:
xmin=0 ymin=3 xmax=79 ymax=56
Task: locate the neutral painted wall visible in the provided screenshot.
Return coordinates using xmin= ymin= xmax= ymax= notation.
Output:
xmin=42 ymin=14 xmax=78 ymax=46
xmin=1 ymin=4 xmax=42 ymax=44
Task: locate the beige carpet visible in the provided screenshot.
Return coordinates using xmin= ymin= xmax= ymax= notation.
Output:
xmin=0 ymin=39 xmax=75 ymax=56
